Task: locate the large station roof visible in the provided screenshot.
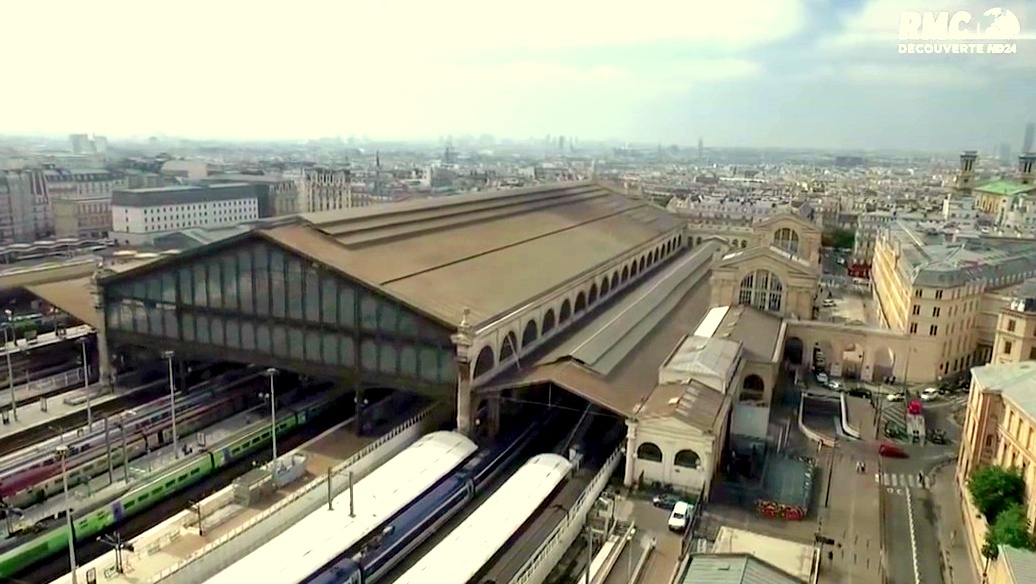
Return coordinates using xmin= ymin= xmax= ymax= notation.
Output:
xmin=103 ymin=181 xmax=684 ymax=328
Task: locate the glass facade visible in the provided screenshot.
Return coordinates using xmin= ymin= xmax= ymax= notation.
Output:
xmin=105 ymin=241 xmax=457 ymax=386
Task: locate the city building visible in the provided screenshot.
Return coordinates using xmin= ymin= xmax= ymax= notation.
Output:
xmin=205 ymin=173 xmax=300 ymax=217
xmin=990 ymin=281 xmax=1036 ymax=365
xmin=0 ymin=169 xmax=51 ymax=242
xmin=973 ymin=154 xmax=1036 ymax=222
xmin=298 ymin=166 xmax=359 ymax=212
xmin=110 ymin=183 xmax=260 ymax=245
xmin=871 ymin=154 xmax=1036 ymax=381
xmin=852 ymin=209 xmax=926 ymax=263
xmin=53 ymin=197 xmax=111 ymax=239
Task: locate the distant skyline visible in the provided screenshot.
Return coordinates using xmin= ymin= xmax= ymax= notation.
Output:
xmin=2 ymin=0 xmax=1033 ymax=151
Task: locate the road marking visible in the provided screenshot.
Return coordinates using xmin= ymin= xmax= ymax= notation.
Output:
xmin=877 ymin=473 xmax=931 ymax=489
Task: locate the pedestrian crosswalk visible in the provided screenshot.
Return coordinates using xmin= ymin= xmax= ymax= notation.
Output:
xmin=875 ymin=472 xmax=933 ymax=489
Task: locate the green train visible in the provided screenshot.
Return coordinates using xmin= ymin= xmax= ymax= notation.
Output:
xmin=0 ymin=390 xmax=344 ymax=579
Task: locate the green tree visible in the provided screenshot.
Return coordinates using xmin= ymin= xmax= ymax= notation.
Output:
xmin=968 ymin=465 xmax=1026 ymax=523
xmin=821 ymin=228 xmax=855 ymax=250
xmin=983 ymin=503 xmax=1036 ymax=560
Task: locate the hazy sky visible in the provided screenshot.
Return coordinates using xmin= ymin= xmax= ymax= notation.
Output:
xmin=3 ymin=0 xmax=1033 ymax=150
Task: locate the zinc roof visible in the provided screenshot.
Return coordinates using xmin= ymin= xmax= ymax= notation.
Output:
xmin=679 ymin=554 xmax=804 ymax=584
xmin=974 ymin=179 xmax=1036 ymax=197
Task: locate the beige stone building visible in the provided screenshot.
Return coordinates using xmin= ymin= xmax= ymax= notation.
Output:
xmin=871 ymin=153 xmax=1036 ymax=382
xmin=53 ymin=197 xmax=111 ymax=239
xmin=955 ymin=283 xmax=1036 ymax=583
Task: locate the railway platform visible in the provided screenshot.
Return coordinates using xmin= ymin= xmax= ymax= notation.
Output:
xmin=51 ymin=400 xmax=440 ymax=584
xmin=0 ymin=325 xmax=93 ymax=357
xmin=0 ymin=382 xmax=131 ymax=444
xmin=11 ymin=403 xmax=265 ymax=531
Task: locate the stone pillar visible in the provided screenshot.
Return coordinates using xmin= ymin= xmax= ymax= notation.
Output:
xmin=486 ymin=395 xmax=501 ymax=439
xmin=89 ymin=262 xmax=114 ymax=392
xmin=355 ymin=388 xmax=367 ymax=436
xmin=623 ymin=419 xmax=638 ymax=487
xmin=450 ymin=309 xmax=474 ymax=437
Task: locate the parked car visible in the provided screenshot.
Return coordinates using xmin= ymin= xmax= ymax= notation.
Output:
xmin=929 ymin=430 xmax=949 ymax=445
xmin=848 ymin=387 xmax=872 ymax=399
xmin=668 ymin=501 xmax=692 ymax=533
xmin=822 ymin=299 xmax=836 ymax=307
xmin=920 ymin=387 xmax=940 ymax=402
xmin=828 ymin=380 xmax=843 ymax=391
xmin=879 ymin=443 xmax=909 ymax=458
xmin=652 ymin=494 xmax=681 ymax=510
xmin=886 ymin=392 xmax=905 ymax=402
xmin=816 ymin=372 xmax=829 ymax=386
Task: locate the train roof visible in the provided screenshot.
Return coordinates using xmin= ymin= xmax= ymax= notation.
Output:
xmin=395 ymin=453 xmax=573 ymax=584
xmin=204 ymin=431 xmax=476 ymax=584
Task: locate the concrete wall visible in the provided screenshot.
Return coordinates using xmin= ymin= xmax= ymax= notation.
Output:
xmin=0 ymin=259 xmax=96 ymax=291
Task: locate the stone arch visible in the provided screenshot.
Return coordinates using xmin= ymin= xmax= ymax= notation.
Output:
xmin=559 ymin=299 xmax=572 ymax=323
xmin=674 ymin=449 xmax=701 ymax=469
xmin=611 ymin=272 xmax=619 ymax=290
xmin=638 ymin=256 xmax=646 ymax=272
xmin=874 ymin=346 xmax=896 ymax=382
xmin=742 ymin=374 xmax=765 ymax=401
xmin=738 ymin=269 xmax=784 ymax=313
xmin=600 ymin=278 xmax=610 ymax=297
xmin=473 ymin=345 xmax=495 ymax=379
xmin=784 ymin=336 xmax=804 ymax=365
xmin=574 ymin=291 xmax=587 ymax=313
xmin=741 ymin=239 xmax=748 ymax=248
xmin=841 ymin=342 xmax=863 ymax=378
xmin=542 ymin=309 xmax=556 ymax=335
xmin=630 ymin=261 xmax=639 ymax=278
xmin=499 ymin=331 xmax=519 ymax=362
xmin=813 ymin=340 xmax=834 ymax=373
xmin=621 ymin=265 xmax=629 ymax=282
xmin=637 ymin=442 xmax=663 ymax=462
xmin=695 ymin=236 xmax=702 ymax=245
xmin=521 ymin=320 xmax=538 ymax=347
xmin=588 ymin=283 xmax=598 ymax=305
xmin=773 ymin=227 xmax=800 ymax=255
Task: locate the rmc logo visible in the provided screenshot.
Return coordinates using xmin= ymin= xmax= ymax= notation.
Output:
xmin=898 ymin=7 xmax=1021 ymax=54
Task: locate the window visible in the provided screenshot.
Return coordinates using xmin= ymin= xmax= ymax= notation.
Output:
xmin=930 ymin=325 xmax=938 ymax=336
xmin=773 ymin=228 xmax=800 ymax=255
xmin=674 ymin=449 xmax=701 ymax=469
xmin=912 ymin=305 xmax=920 ymax=315
xmin=936 ymin=290 xmax=944 ymax=299
xmin=738 ymin=269 xmax=784 ymax=313
xmin=915 ymin=289 xmax=923 ymax=298
xmin=932 ymin=307 xmax=940 ymax=317
xmin=910 ymin=323 xmax=918 ymax=334
xmin=1029 ymin=346 xmax=1036 ymax=360
xmin=636 ymin=443 xmax=663 ymax=463
xmin=1004 ymin=341 xmax=1013 ymax=355
xmin=1008 ymin=319 xmax=1016 ymax=332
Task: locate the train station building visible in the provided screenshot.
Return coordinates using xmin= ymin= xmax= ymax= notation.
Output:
xmin=22 ymin=181 xmax=879 ymax=499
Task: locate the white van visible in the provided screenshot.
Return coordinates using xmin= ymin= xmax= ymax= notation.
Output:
xmin=667 ymin=501 xmax=692 ymax=532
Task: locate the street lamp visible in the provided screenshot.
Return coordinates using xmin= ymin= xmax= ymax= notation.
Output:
xmin=56 ymin=445 xmax=78 ymax=584
xmin=261 ymin=368 xmax=277 ymax=482
xmin=76 ymin=338 xmax=91 ymax=428
xmin=3 ymin=309 xmax=15 ymax=422
xmin=161 ymin=351 xmax=178 ymax=459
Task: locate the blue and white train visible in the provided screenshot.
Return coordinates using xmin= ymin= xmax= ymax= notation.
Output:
xmin=300 ymin=415 xmax=559 ymax=584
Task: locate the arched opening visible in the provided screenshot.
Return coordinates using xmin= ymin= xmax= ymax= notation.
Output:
xmin=784 ymin=336 xmax=804 ymax=365
xmin=874 ymin=346 xmax=896 ymax=383
xmin=559 ymin=299 xmax=572 ymax=324
xmin=621 ymin=266 xmax=629 ymax=283
xmin=601 ymin=278 xmax=611 ymax=297
xmin=674 ymin=449 xmax=701 ymax=469
xmin=741 ymin=239 xmax=748 ymax=248
xmin=773 ymin=227 xmax=800 ymax=255
xmin=741 ymin=374 xmax=765 ymax=401
xmin=813 ymin=341 xmax=834 ymax=374
xmin=499 ymin=331 xmax=519 ymax=362
xmin=738 ymin=269 xmax=784 ymax=313
xmin=588 ymin=283 xmax=598 ymax=305
xmin=473 ymin=345 xmax=495 ymax=379
xmin=542 ymin=309 xmax=556 ymax=335
xmin=521 ymin=320 xmax=538 ymax=347
xmin=841 ymin=342 xmax=863 ymax=379
xmin=611 ymin=272 xmax=619 ymax=290
xmin=631 ymin=262 xmax=639 ymax=277
xmin=636 ymin=442 xmax=663 ymax=463
xmin=639 ymin=257 xmax=646 ymax=272
xmin=574 ymin=292 xmax=587 ymax=313
xmin=695 ymin=236 xmax=702 ymax=245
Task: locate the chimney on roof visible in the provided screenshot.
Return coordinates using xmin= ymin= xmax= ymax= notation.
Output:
xmin=1020 ymin=152 xmax=1035 ymax=185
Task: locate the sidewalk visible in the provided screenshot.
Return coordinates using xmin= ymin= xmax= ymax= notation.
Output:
xmin=932 ymin=463 xmax=978 ymax=584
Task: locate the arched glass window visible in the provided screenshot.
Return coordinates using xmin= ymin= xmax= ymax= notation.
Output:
xmin=473 ymin=345 xmax=495 ymax=378
xmin=773 ymin=228 xmax=800 ymax=255
xmin=738 ymin=269 xmax=783 ymax=313
xmin=674 ymin=449 xmax=701 ymax=469
xmin=637 ymin=442 xmax=663 ymax=462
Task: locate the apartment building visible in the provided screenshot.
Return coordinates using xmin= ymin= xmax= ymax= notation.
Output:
xmin=205 ymin=173 xmax=299 ymax=216
xmin=871 ymin=154 xmax=1036 ymax=381
xmin=110 ymin=184 xmax=260 ymax=245
xmin=852 ymin=209 xmax=926 ymax=263
xmin=53 ymin=197 xmax=111 ymax=239
xmin=0 ymin=169 xmax=50 ymax=242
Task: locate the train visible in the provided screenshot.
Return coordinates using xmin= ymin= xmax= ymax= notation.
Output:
xmin=0 ymin=368 xmax=263 ymax=504
xmin=0 ymin=388 xmax=345 ymax=580
xmin=303 ymin=410 xmax=572 ymax=584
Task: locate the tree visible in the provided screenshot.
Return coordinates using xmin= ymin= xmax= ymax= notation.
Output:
xmin=968 ymin=465 xmax=1026 ymax=523
xmin=821 ymin=228 xmax=855 ymax=250
xmin=983 ymin=503 xmax=1036 ymax=560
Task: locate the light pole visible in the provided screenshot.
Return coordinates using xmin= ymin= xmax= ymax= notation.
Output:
xmin=56 ymin=445 xmax=78 ymax=584
xmin=261 ymin=368 xmax=277 ymax=482
xmin=161 ymin=351 xmax=178 ymax=459
xmin=3 ymin=310 xmax=15 ymax=422
xmin=77 ymin=338 xmax=91 ymax=428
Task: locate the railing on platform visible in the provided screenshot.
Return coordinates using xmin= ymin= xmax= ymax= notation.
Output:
xmin=510 ymin=446 xmax=624 ymax=584
xmin=149 ymin=403 xmax=440 ymax=584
